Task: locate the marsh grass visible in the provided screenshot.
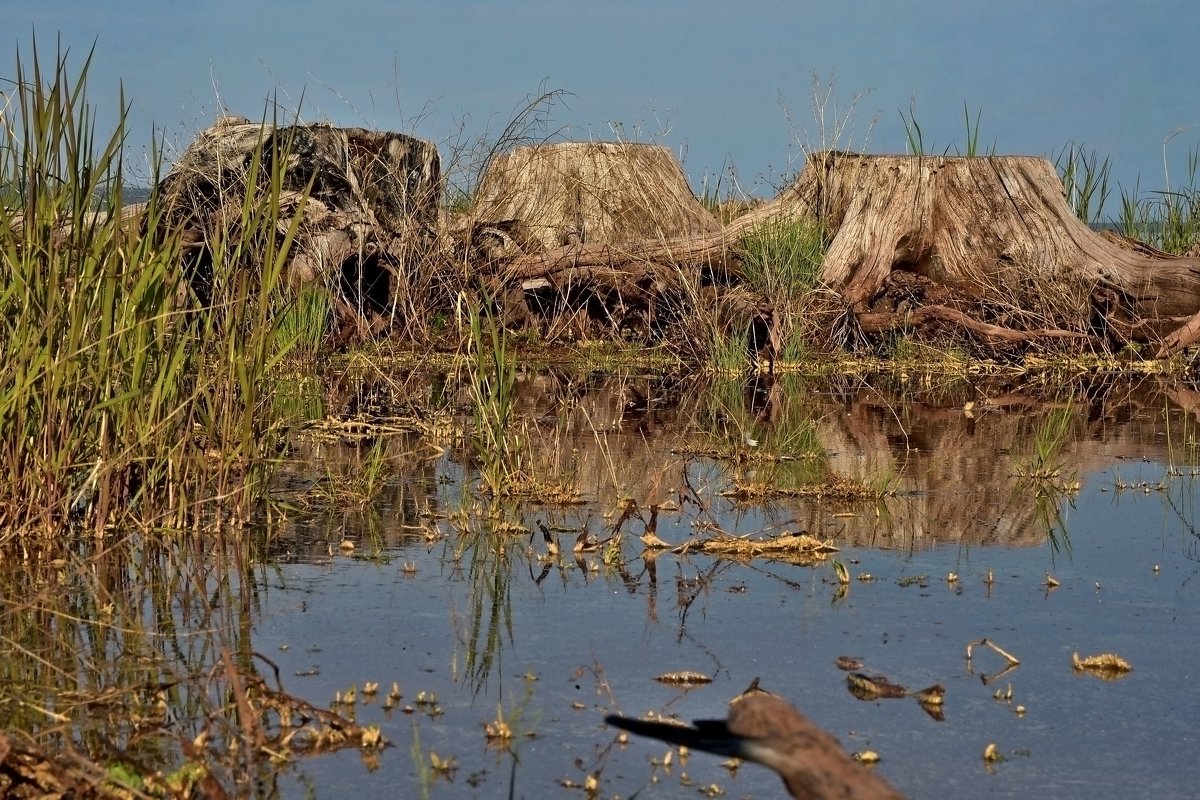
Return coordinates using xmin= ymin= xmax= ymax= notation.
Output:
xmin=734 ymin=216 xmax=828 ymax=363
xmin=1056 ymin=143 xmax=1112 ymax=226
xmin=1119 ymin=162 xmax=1200 ymax=254
xmin=275 ymin=282 xmax=332 ymax=356
xmin=0 ymin=39 xmax=347 ymax=795
xmin=737 ymin=216 xmax=825 ymax=299
xmin=1016 ymin=399 xmax=1077 ymax=482
xmin=0 ymin=44 xmax=308 ymax=536
xmin=462 ymin=293 xmax=521 ymax=495
xmin=305 ymin=436 xmax=391 ymax=507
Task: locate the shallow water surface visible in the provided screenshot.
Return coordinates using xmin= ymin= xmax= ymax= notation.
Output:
xmin=253 ymin=374 xmax=1198 ymax=798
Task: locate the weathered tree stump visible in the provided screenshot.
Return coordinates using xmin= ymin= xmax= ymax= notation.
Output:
xmin=790 ymin=152 xmax=1200 ymax=353
xmin=493 ymin=151 xmax=1200 ymax=355
xmin=469 ymin=141 xmax=722 ymax=337
xmin=474 ymin=141 xmax=719 ymax=249
xmin=158 ymin=116 xmax=441 ymax=339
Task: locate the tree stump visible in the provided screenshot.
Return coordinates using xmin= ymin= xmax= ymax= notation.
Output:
xmin=474 ymin=142 xmax=719 ymax=249
xmin=469 ymin=141 xmax=721 ymax=337
xmin=493 ymin=151 xmax=1200 ymax=355
xmin=788 ymin=151 xmax=1200 ymax=352
xmin=158 ymin=116 xmax=441 ymax=339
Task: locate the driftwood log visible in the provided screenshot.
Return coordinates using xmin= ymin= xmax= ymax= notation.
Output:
xmin=490 ymin=151 xmax=1200 ymax=356
xmin=158 ymin=116 xmax=441 ymax=338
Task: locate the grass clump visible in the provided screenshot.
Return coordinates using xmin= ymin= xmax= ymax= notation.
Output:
xmin=275 ymin=282 xmax=332 ymax=356
xmin=1118 ymin=147 xmax=1200 ymax=254
xmin=1056 ymin=143 xmax=1112 ymax=226
xmin=737 ymin=216 xmax=825 ymax=299
xmin=0 ymin=42 xmax=304 ymax=536
xmin=462 ymin=293 xmax=521 ymax=496
xmin=731 ymin=216 xmax=827 ymax=364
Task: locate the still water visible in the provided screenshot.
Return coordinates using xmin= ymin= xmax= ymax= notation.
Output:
xmin=248 ymin=372 xmax=1198 ymax=798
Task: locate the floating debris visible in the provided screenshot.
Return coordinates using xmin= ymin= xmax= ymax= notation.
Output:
xmin=429 ymin=751 xmax=457 ymax=776
xmin=484 ymin=716 xmax=513 ymax=743
xmin=835 ymin=656 xmax=865 ymax=671
xmin=1072 ymin=651 xmax=1133 ymax=678
xmin=640 ymin=531 xmax=672 ymax=549
xmin=911 ymin=684 xmax=945 ymax=706
xmin=852 ymin=750 xmax=880 ymax=764
xmin=966 ymin=638 xmax=1021 ymax=666
xmin=983 ymin=742 xmax=1003 ymax=763
xmin=833 ymin=560 xmax=851 ymax=585
xmin=361 ymin=725 xmax=385 ymax=749
xmin=655 ymin=671 xmax=713 ymax=686
xmin=846 ymin=672 xmax=908 ymax=700
xmin=1044 ymin=574 xmax=1060 ymax=588
xmin=679 ymin=531 xmax=839 ymax=562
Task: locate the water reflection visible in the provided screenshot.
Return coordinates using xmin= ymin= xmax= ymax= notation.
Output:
xmin=3 ymin=370 xmax=1199 ymax=797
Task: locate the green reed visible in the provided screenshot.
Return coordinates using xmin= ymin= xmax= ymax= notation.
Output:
xmin=1056 ymin=143 xmax=1113 ymax=226
xmin=463 ymin=293 xmax=521 ymax=495
xmin=0 ymin=42 xmax=304 ymax=536
xmin=1118 ymin=150 xmax=1200 ymax=254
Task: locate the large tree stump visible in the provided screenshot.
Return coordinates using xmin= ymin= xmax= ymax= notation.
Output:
xmin=473 ymin=142 xmax=719 ymax=249
xmin=494 ymin=151 xmax=1200 ymax=355
xmin=790 ymin=152 xmax=1200 ymax=352
xmin=468 ymin=141 xmax=722 ymax=337
xmin=158 ymin=116 xmax=441 ymax=339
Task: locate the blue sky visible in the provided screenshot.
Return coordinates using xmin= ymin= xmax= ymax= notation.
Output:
xmin=9 ymin=1 xmax=1199 ymax=207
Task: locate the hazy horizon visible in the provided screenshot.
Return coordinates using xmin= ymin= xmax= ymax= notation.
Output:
xmin=9 ymin=2 xmax=1199 ymax=215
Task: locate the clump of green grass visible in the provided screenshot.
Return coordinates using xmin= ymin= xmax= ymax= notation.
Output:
xmin=1018 ymin=399 xmax=1075 ymax=480
xmin=1118 ymin=146 xmax=1200 ymax=254
xmin=1056 ymin=143 xmax=1112 ymax=226
xmin=736 ymin=216 xmax=825 ymax=299
xmin=729 ymin=217 xmax=827 ymax=364
xmin=462 ymin=292 xmax=521 ymax=495
xmin=706 ymin=326 xmax=751 ymax=373
xmin=275 ymin=282 xmax=332 ymax=355
xmin=0 ymin=42 xmax=305 ymax=535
